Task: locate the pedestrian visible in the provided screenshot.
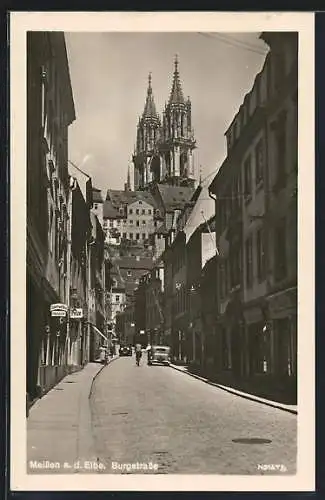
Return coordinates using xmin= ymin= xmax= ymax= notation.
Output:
xmin=135 ymin=343 xmax=142 ymax=366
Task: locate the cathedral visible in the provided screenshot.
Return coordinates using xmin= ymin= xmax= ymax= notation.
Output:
xmin=131 ymin=56 xmax=197 ymax=191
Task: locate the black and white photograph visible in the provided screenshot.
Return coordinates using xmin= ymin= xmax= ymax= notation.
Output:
xmin=10 ymin=12 xmax=314 ymax=492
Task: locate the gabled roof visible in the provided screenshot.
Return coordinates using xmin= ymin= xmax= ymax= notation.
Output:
xmin=106 ymin=189 xmax=157 ymax=210
xmin=156 ymin=184 xmax=194 ymax=212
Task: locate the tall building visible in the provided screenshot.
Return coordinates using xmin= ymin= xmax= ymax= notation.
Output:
xmin=132 ymin=57 xmax=197 ymax=191
xmin=26 ymin=32 xmax=76 ymax=401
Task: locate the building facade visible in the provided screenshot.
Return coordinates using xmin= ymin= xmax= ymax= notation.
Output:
xmin=27 ymin=31 xmax=76 ymax=400
xmin=208 ymin=31 xmax=297 ymax=398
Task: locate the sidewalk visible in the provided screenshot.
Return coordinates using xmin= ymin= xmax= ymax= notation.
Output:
xmin=170 ymin=364 xmax=298 ymax=415
xmin=27 ymin=357 xmax=118 ymax=474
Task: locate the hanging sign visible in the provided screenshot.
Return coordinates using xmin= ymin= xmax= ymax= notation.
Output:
xmin=50 ymin=303 xmax=68 ymax=317
xmin=70 ymin=307 xmax=83 ymax=319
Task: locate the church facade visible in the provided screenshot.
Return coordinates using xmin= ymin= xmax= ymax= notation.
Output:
xmin=132 ymin=57 xmax=197 ymax=191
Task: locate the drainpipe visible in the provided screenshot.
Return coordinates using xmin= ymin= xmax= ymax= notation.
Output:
xmin=66 ymin=176 xmax=77 ymax=366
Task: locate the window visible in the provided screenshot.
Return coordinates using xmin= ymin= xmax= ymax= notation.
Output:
xmin=123 ymin=232 xmax=126 ymax=239
xmin=136 ymin=220 xmax=139 ymax=227
xmin=230 ymin=246 xmax=241 ymax=288
xmin=109 ymin=220 xmax=114 ymax=227
xmin=255 ymin=139 xmax=264 ymax=186
xmin=274 ymin=219 xmax=287 ymax=281
xmin=256 ymin=228 xmax=265 ymax=282
xmin=139 ymin=200 xmax=142 ymax=205
xmin=136 ymin=233 xmax=140 ymax=240
xmin=94 ymin=203 xmax=98 ymax=210
xmin=148 ymin=209 xmax=152 ymax=215
xmin=129 ymin=233 xmax=133 ymax=239
xmin=115 ymin=295 xmax=120 ymax=302
xmin=245 ymin=235 xmax=253 ymax=288
xmin=142 ymin=220 xmax=146 ymax=225
xmin=129 ymin=220 xmax=133 ymax=224
xmin=129 ymin=209 xmax=133 ymax=214
xmin=142 ymin=233 xmax=146 ymax=240
xmin=117 ymin=220 xmax=120 ymax=225
xmin=127 ymin=270 xmax=132 ymax=277
xmin=244 ymin=155 xmax=252 ymax=200
xmin=142 ymin=209 xmax=145 ymax=215
xmin=274 ymin=52 xmax=285 ymax=91
xmin=136 ymin=209 xmax=139 ymax=215
xmin=274 ymin=116 xmax=287 ymax=190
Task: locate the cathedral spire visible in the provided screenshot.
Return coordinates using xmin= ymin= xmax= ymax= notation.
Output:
xmin=142 ymin=72 xmax=159 ymax=120
xmin=169 ymin=54 xmax=185 ymax=105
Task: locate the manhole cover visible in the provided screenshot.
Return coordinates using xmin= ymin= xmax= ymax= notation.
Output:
xmin=232 ymin=438 xmax=272 ymax=444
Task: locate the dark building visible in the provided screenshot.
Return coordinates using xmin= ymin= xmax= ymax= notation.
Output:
xmin=27 ymin=32 xmax=75 ymax=400
xmin=208 ymin=31 xmax=297 ymax=401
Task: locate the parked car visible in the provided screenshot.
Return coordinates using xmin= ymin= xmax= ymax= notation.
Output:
xmin=119 ymin=345 xmax=132 ymax=357
xmin=147 ymin=345 xmax=171 ymax=366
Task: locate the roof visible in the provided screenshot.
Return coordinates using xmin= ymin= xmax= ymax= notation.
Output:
xmin=142 ymin=73 xmax=160 ymax=121
xmin=106 ymin=189 xmax=157 ymax=210
xmin=156 ymin=184 xmax=194 ymax=211
xmin=114 ymin=256 xmax=154 ymax=270
xmin=92 ymin=188 xmax=103 ymax=203
xmin=103 ymin=200 xmax=119 ymax=219
xmin=168 ymin=57 xmax=185 ymax=105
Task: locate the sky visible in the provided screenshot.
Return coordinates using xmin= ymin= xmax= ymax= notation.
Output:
xmin=65 ymin=32 xmax=268 ymax=192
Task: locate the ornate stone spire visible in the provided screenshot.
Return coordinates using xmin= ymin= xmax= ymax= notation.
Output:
xmin=169 ymin=55 xmax=185 ymax=105
xmin=142 ymin=72 xmax=159 ymax=120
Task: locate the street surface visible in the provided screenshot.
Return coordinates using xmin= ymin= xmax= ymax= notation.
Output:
xmin=90 ymin=355 xmax=297 ymax=475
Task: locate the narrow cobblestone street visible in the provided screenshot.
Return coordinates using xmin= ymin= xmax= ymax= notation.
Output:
xmin=90 ymin=356 xmax=297 ymax=475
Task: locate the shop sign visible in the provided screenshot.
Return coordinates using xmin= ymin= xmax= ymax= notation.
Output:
xmin=70 ymin=307 xmax=83 ymax=319
xmin=50 ymin=303 xmax=68 ymax=317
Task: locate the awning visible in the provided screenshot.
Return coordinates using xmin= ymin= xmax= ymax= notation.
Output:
xmin=90 ymin=323 xmax=109 ymax=343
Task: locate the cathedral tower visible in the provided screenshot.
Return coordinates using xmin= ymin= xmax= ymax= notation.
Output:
xmin=132 ymin=58 xmax=197 ymax=191
xmin=133 ymin=73 xmax=161 ymax=190
xmin=159 ymin=56 xmax=196 ymax=188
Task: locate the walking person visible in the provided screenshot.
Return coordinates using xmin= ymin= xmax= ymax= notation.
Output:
xmin=135 ymin=343 xmax=142 ymax=366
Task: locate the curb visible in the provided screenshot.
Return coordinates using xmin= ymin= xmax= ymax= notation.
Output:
xmin=88 ymin=355 xmax=119 ymax=399
xmin=170 ymin=364 xmax=298 ymax=415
